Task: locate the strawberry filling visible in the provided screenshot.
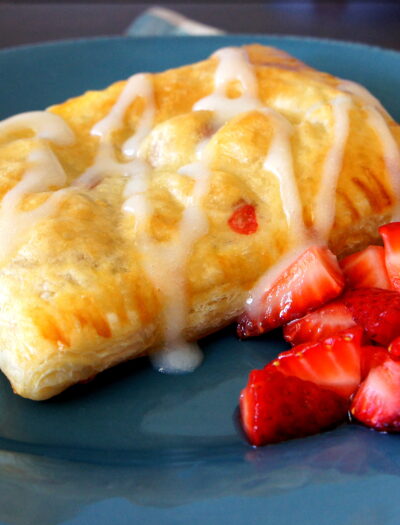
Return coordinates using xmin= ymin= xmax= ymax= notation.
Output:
xmin=228 ymin=203 xmax=258 ymax=235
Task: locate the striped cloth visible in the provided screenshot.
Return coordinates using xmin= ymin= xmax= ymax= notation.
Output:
xmin=125 ymin=6 xmax=224 ymax=36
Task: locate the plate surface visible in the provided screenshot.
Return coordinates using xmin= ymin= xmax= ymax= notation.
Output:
xmin=1 ymin=35 xmax=400 ymax=525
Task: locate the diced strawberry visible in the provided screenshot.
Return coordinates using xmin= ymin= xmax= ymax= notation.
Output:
xmin=340 ymin=245 xmax=390 ymax=290
xmin=237 ymin=246 xmax=345 ymax=337
xmin=283 ymin=300 xmax=356 ymax=346
xmin=343 ymin=287 xmax=400 ymax=346
xmin=379 ymin=222 xmax=400 ymax=290
xmin=360 ymin=345 xmax=388 ymax=380
xmin=228 ymin=204 xmax=258 ymax=235
xmin=350 ymin=355 xmax=400 ymax=431
xmin=240 ymin=367 xmax=348 ymax=446
xmin=388 ymin=337 xmax=400 ymax=359
xmin=267 ymin=329 xmax=363 ymax=398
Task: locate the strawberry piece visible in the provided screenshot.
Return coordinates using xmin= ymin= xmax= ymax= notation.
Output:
xmin=379 ymin=222 xmax=400 ymax=290
xmin=268 ymin=329 xmax=363 ymax=398
xmin=343 ymin=287 xmax=400 ymax=346
xmin=283 ymin=300 xmax=356 ymax=346
xmin=228 ymin=204 xmax=258 ymax=235
xmin=237 ymin=246 xmax=345 ymax=337
xmin=351 ymin=355 xmax=400 ymax=431
xmin=340 ymin=245 xmax=390 ymax=290
xmin=360 ymin=345 xmax=388 ymax=380
xmin=388 ymin=337 xmax=400 ymax=359
xmin=240 ymin=367 xmax=348 ymax=446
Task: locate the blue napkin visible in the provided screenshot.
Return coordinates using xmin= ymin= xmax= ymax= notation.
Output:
xmin=125 ymin=6 xmax=224 ymax=37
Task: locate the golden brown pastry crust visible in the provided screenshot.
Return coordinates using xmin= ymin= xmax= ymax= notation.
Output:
xmin=0 ymin=44 xmax=399 ymax=399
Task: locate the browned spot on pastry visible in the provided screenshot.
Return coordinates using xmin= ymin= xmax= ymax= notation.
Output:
xmin=200 ymin=121 xmax=215 ymax=140
xmin=33 ymin=309 xmax=71 ymax=347
xmin=352 ymin=174 xmax=390 ymax=213
xmin=74 ymin=296 xmax=112 ymax=338
xmin=362 ymin=166 xmax=393 ymax=209
xmin=336 ymin=189 xmax=360 ymax=221
xmin=133 ymin=276 xmax=160 ymax=326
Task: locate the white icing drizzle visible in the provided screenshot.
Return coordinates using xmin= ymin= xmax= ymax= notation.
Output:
xmin=122 ymin=159 xmax=152 ymax=231
xmin=246 ymin=94 xmax=352 ymax=314
xmin=80 ymin=69 xmax=209 ymax=372
xmin=261 ymin=108 xmax=307 ymax=244
xmin=92 ymin=73 xmax=155 ymax=158
xmin=0 ymin=111 xmax=74 ymax=146
xmin=149 ymin=46 xmax=267 ymax=370
xmin=247 ymin=76 xmax=400 ymax=316
xmin=148 ymin=48 xmax=266 ymax=371
xmin=147 ymin=145 xmax=211 ymax=373
xmin=0 ymin=111 xmax=74 ymax=261
xmin=194 ymin=48 xmax=310 ymax=323
xmin=364 ymin=105 xmax=400 ymax=220
xmin=150 ymin=340 xmax=203 ymax=374
xmin=75 ymin=73 xmax=155 ymax=189
xmin=338 ymin=79 xmax=392 ymax=119
xmin=313 ymin=95 xmax=352 ymax=241
xmin=148 ymin=49 xmax=266 ymax=371
xmin=0 ymin=146 xmax=68 ymax=260
xmin=193 ymin=47 xmax=262 ymax=126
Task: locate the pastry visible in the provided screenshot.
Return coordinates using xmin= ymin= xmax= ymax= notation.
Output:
xmin=0 ymin=44 xmax=399 ymax=400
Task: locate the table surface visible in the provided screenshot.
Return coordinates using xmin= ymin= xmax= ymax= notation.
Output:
xmin=0 ymin=2 xmax=399 ymax=51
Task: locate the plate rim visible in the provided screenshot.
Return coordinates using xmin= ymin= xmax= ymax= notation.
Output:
xmin=0 ymin=33 xmax=400 ymax=58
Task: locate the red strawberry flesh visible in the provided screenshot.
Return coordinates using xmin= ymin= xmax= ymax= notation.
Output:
xmin=351 ymin=356 xmax=400 ymax=432
xmin=360 ymin=345 xmax=389 ymax=380
xmin=238 ymin=246 xmax=345 ymax=337
xmin=240 ymin=367 xmax=349 ymax=446
xmin=268 ymin=329 xmax=363 ymax=398
xmin=283 ymin=300 xmax=356 ymax=346
xmin=340 ymin=245 xmax=390 ymax=290
xmin=379 ymin=222 xmax=400 ymax=290
xmin=343 ymin=287 xmax=400 ymax=346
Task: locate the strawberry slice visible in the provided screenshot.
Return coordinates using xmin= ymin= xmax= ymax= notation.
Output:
xmin=237 ymin=246 xmax=345 ymax=337
xmin=283 ymin=300 xmax=356 ymax=346
xmin=360 ymin=345 xmax=388 ymax=380
xmin=240 ymin=367 xmax=348 ymax=446
xmin=268 ymin=329 xmax=363 ymax=398
xmin=350 ymin=355 xmax=400 ymax=431
xmin=343 ymin=287 xmax=400 ymax=346
xmin=340 ymin=245 xmax=390 ymax=290
xmin=379 ymin=222 xmax=400 ymax=290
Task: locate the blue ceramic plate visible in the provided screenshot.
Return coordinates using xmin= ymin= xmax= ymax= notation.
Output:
xmin=0 ymin=36 xmax=400 ymax=525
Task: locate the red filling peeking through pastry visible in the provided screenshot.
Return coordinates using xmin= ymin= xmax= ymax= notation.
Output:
xmin=228 ymin=203 xmax=258 ymax=235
